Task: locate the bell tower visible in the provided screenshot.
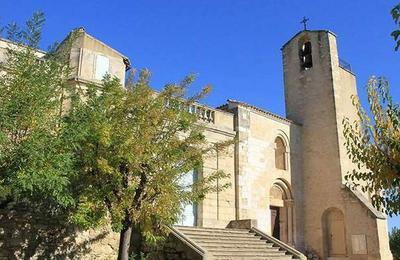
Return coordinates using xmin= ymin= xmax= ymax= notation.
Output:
xmin=282 ymin=30 xmax=392 ymax=259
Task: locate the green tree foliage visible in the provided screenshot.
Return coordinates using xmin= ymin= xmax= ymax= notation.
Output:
xmin=390 ymin=227 xmax=400 ymax=259
xmin=0 ymin=12 xmax=77 ymax=210
xmin=0 ymin=13 xmax=231 ymax=260
xmin=392 ymin=3 xmax=400 ymax=51
xmin=343 ymin=77 xmax=400 ymax=215
xmin=65 ymin=71 xmax=231 ymax=259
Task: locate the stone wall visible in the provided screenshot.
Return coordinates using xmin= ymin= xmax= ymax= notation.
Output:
xmin=220 ymin=100 xmax=303 ymax=247
xmin=0 ymin=203 xmax=120 ymax=260
xmin=0 ymin=204 xmax=205 ymax=259
xmin=69 ymin=30 xmax=127 ymax=86
xmin=197 ymin=109 xmax=236 ymax=229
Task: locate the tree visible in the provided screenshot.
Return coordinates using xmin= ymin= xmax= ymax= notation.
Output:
xmin=65 ymin=71 xmax=230 ymax=259
xmin=0 ymin=13 xmax=231 ymax=260
xmin=392 ymin=3 xmax=400 ymax=51
xmin=0 ymin=12 xmax=77 ymax=212
xmin=390 ymin=227 xmax=400 ymax=259
xmin=343 ymin=77 xmax=400 ymax=215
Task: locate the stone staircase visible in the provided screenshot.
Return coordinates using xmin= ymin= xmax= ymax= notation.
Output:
xmin=174 ymin=226 xmax=303 ymax=260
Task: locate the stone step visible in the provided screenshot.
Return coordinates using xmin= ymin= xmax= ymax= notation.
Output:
xmin=176 ymin=226 xmax=251 ymax=234
xmin=183 ymin=232 xmax=259 ymax=239
xmin=202 ymin=241 xmax=280 ymax=250
xmin=177 ymin=229 xmax=254 ymax=237
xmin=186 ymin=235 xmax=264 ymax=243
xmin=210 ymin=249 xmax=287 ymax=255
xmin=196 ymin=240 xmax=274 ymax=247
xmin=175 ymin=226 xmax=299 ymax=260
xmin=187 ymin=237 xmax=265 ymax=245
xmin=214 ymin=256 xmax=293 ymax=260
xmin=198 ymin=242 xmax=276 ymax=249
xmin=203 ymin=245 xmax=285 ymax=253
xmin=212 ymin=254 xmax=289 ymax=259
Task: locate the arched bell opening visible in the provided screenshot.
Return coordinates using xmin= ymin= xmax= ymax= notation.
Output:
xmin=297 ymin=35 xmax=313 ymax=71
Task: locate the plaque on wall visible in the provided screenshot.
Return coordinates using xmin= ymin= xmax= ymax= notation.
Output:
xmin=351 ymin=234 xmax=367 ymax=254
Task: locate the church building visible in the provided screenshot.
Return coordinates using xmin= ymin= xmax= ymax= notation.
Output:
xmin=0 ymin=27 xmax=393 ymax=260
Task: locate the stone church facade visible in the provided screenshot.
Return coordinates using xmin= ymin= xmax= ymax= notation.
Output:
xmin=0 ymin=28 xmax=393 ymax=259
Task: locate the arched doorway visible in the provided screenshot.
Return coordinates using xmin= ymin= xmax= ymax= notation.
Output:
xmin=322 ymin=208 xmax=346 ymax=257
xmin=269 ymin=180 xmax=294 ymax=245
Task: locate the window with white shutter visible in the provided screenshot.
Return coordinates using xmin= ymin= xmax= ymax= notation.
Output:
xmin=94 ymin=54 xmax=109 ymax=80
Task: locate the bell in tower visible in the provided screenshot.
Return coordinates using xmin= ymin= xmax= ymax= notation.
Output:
xmin=299 ymin=41 xmax=312 ymax=70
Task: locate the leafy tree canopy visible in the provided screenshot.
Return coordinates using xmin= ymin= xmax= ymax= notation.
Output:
xmin=0 ymin=12 xmax=77 ymax=210
xmin=343 ymin=4 xmax=400 ymax=217
xmin=343 ymin=77 xmax=400 ymax=215
xmin=66 ymin=71 xmax=231 ymax=259
xmin=390 ymin=227 xmax=400 ymax=259
xmin=392 ymin=3 xmax=400 ymax=51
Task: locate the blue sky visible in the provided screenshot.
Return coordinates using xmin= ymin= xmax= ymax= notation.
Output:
xmin=2 ymin=0 xmax=399 ymax=229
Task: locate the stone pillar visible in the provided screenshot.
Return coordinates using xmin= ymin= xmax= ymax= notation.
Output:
xmin=285 ymin=199 xmax=294 ymax=245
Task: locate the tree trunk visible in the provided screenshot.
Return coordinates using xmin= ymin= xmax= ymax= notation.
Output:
xmin=118 ymin=223 xmax=133 ymax=260
xmin=130 ymin=223 xmax=143 ymax=260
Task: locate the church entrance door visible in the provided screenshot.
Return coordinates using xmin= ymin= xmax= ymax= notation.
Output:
xmin=269 ymin=180 xmax=294 ymax=244
xmin=270 ymin=206 xmax=280 ymax=239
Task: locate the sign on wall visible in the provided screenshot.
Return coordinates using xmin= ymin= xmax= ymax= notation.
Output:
xmin=351 ymin=234 xmax=367 ymax=255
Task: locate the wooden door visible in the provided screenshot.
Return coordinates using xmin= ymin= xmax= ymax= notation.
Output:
xmin=327 ymin=209 xmax=346 ymax=256
xmin=270 ymin=206 xmax=280 ymax=239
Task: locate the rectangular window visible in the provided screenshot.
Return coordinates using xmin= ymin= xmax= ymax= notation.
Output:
xmin=94 ymin=54 xmax=109 ymax=80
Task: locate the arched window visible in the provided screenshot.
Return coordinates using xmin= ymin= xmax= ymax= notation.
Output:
xmin=275 ymin=137 xmax=286 ymax=170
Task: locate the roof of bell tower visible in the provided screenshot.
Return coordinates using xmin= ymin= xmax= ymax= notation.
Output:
xmin=281 ymin=29 xmax=337 ymax=50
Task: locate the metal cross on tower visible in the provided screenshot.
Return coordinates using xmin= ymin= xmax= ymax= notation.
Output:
xmin=300 ymin=16 xmax=309 ymax=30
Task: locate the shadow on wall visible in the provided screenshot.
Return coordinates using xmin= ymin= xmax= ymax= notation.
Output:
xmin=0 ymin=201 xmax=109 ymax=259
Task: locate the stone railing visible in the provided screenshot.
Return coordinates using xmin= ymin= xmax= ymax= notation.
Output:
xmin=168 ymin=226 xmax=208 ymax=259
xmin=167 ymin=101 xmax=215 ymax=124
xmin=188 ymin=104 xmax=215 ymax=124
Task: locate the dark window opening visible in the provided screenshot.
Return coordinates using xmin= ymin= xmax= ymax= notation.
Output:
xmin=300 ymin=41 xmax=313 ymax=70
